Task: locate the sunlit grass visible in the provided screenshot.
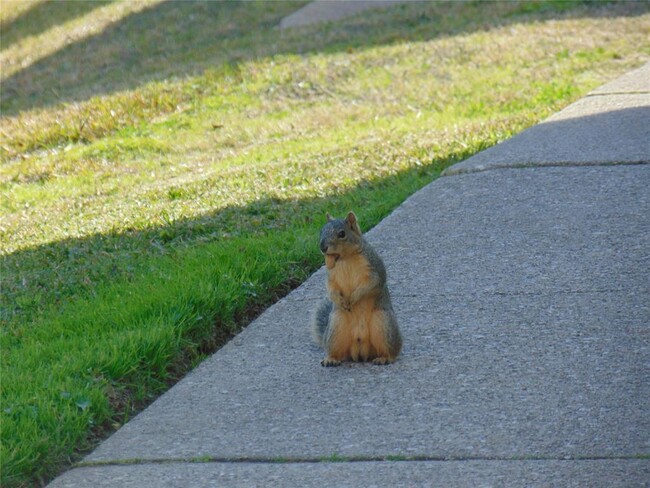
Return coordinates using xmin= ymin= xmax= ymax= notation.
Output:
xmin=0 ymin=1 xmax=163 ymax=78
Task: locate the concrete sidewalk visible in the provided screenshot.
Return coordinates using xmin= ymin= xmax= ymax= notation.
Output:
xmin=48 ymin=58 xmax=650 ymax=488
xmin=278 ymin=1 xmax=412 ymax=29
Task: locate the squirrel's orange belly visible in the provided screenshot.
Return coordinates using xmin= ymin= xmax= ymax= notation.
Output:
xmin=330 ymin=300 xmax=384 ymax=362
xmin=349 ymin=308 xmax=372 ymax=361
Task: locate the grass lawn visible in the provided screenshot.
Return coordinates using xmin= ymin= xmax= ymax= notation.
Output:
xmin=1 ymin=0 xmax=649 ymax=486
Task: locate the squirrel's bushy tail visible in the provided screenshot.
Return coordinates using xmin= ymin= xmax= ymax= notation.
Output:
xmin=312 ymin=298 xmax=333 ymax=345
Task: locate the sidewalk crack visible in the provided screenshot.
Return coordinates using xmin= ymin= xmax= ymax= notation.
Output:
xmin=76 ymin=453 xmax=650 ymax=468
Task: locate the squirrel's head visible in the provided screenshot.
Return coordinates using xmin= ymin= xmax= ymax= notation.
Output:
xmin=319 ymin=212 xmax=363 ymax=262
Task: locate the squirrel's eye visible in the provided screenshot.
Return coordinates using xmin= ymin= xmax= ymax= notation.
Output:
xmin=337 ymin=230 xmax=346 ymax=238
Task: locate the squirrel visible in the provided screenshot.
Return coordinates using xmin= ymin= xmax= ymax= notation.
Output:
xmin=312 ymin=212 xmax=402 ymax=367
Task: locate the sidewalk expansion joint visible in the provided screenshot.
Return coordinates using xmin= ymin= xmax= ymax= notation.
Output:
xmin=442 ymin=160 xmax=650 ymax=177
xmin=586 ymin=91 xmax=650 ymax=97
xmin=392 ymin=288 xmax=640 ymax=300
xmin=76 ymin=453 xmax=650 ymax=469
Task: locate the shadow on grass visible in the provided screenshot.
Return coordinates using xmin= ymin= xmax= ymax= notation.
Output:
xmin=0 ymin=0 xmax=114 ymax=49
xmin=2 ymin=0 xmax=648 ymax=115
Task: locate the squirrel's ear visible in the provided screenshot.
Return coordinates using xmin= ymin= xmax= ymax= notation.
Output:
xmin=326 ymin=213 xmax=334 ymax=222
xmin=346 ymin=211 xmax=362 ymax=234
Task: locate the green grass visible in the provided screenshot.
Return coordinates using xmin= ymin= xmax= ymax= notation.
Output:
xmin=1 ymin=1 xmax=649 ymax=486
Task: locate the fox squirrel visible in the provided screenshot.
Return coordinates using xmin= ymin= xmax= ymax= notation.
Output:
xmin=312 ymin=212 xmax=402 ymax=367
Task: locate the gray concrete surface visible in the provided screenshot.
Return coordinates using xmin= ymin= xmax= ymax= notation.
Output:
xmin=278 ymin=1 xmax=412 ymax=29
xmin=589 ymin=61 xmax=650 ymax=95
xmin=48 ymin=20 xmax=650 ymax=488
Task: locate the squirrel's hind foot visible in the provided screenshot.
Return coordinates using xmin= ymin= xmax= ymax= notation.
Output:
xmin=321 ymin=357 xmax=342 ymax=367
xmin=372 ymin=357 xmax=394 ymax=366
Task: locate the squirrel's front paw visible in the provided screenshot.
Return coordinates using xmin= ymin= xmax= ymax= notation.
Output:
xmin=331 ymin=291 xmax=352 ymax=312
xmin=339 ymin=294 xmax=352 ymax=312
xmin=321 ymin=357 xmax=342 ymax=367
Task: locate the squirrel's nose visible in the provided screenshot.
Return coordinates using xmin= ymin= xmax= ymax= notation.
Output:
xmin=320 ymin=239 xmax=328 ymax=254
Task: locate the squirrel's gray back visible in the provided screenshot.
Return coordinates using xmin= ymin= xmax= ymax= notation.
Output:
xmin=360 ymin=237 xmax=387 ymax=286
